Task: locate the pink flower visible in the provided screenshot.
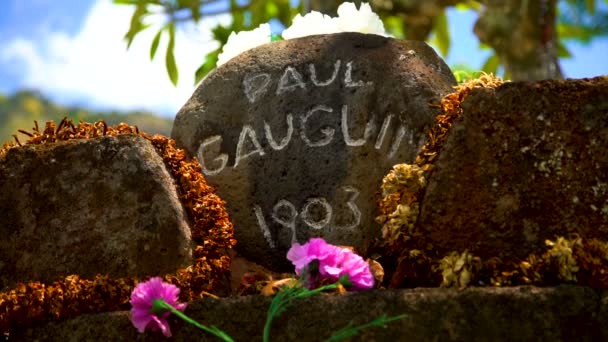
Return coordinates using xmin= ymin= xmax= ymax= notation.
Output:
xmin=130 ymin=277 xmax=187 ymax=337
xmin=287 ymin=238 xmax=374 ymax=290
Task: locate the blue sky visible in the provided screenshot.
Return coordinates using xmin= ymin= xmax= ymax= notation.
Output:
xmin=1 ymin=0 xmax=607 ymax=117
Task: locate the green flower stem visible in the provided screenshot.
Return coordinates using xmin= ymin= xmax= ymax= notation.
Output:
xmin=263 ymin=282 xmax=340 ymax=342
xmin=155 ymin=300 xmax=234 ymax=342
xmin=323 ymin=314 xmax=408 ymax=342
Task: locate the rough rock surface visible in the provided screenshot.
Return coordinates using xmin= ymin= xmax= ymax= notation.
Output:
xmin=0 ymin=134 xmax=193 ymax=289
xmin=418 ymin=76 xmax=608 ymax=259
xmin=172 ymin=32 xmax=457 ymax=271
xmin=14 ymin=286 xmax=607 ymax=341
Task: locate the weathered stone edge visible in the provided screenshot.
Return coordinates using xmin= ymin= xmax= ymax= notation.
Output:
xmin=14 ymin=286 xmax=607 ymax=341
xmin=0 ymin=120 xmax=235 ymax=333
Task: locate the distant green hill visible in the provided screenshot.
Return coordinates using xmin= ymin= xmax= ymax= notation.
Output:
xmin=0 ymin=90 xmax=174 ymax=145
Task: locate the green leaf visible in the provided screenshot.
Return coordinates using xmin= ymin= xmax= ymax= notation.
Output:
xmin=113 ymin=0 xmax=140 ymax=4
xmin=455 ymin=1 xmax=481 ymax=11
xmin=191 ymin=5 xmax=201 ymax=22
xmin=433 ymin=11 xmax=450 ymax=57
xmin=585 ymin=0 xmax=596 ymax=15
xmin=385 ymin=16 xmax=405 ymax=39
xmin=124 ymin=5 xmax=150 ymax=49
xmin=481 ymin=54 xmax=500 ymax=74
xmin=165 ymin=23 xmax=178 ymax=86
xmin=478 ymin=42 xmax=492 ymax=50
xmin=114 ymin=0 xmax=161 ymax=4
xmin=338 ymin=274 xmax=353 ymax=288
xmin=557 ymin=41 xmax=572 ymax=58
xmin=211 ymin=25 xmax=233 ymax=44
xmin=194 ymin=49 xmax=220 ymax=85
xmin=277 ymin=1 xmax=298 ymax=25
xmin=150 ymin=29 xmax=162 ymax=60
xmin=265 ymin=2 xmax=279 ymax=17
xmin=126 ymin=23 xmax=151 ymax=49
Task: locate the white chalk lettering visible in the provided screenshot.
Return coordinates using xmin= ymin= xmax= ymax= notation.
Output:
xmin=375 ymin=114 xmax=393 ymax=149
xmin=197 ymin=107 xmax=409 ymax=175
xmin=341 ymin=104 xmax=374 ymax=147
xmin=276 ymin=66 xmax=306 ymax=95
xmin=344 ymin=61 xmax=371 ymax=87
xmin=264 ymin=113 xmax=294 ymax=151
xmin=300 ymin=198 xmax=332 ymax=230
xmin=234 ymin=125 xmax=265 ymax=168
xmin=299 ymin=104 xmax=335 ymax=147
xmin=198 ymin=105 xmax=409 ymax=175
xmin=335 ymin=186 xmax=361 ymax=230
xmin=253 ymin=186 xmax=362 ymax=248
xmin=243 ymin=73 xmax=271 ymax=103
xmin=197 ymin=135 xmax=228 ymax=176
xmin=272 ymin=200 xmax=298 ymax=245
xmin=254 ymin=205 xmax=275 ymax=248
xmin=243 ymin=59 xmax=371 ymax=100
xmin=388 ymin=125 xmax=407 ymax=159
xmin=310 ymin=60 xmax=341 ymax=87
xmin=202 ymin=60 xmax=398 ymax=174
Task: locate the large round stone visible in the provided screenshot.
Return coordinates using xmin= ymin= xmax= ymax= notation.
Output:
xmin=172 ymin=32 xmax=456 ymax=271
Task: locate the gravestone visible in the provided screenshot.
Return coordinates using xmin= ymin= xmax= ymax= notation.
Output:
xmin=172 ymin=32 xmax=456 ymax=271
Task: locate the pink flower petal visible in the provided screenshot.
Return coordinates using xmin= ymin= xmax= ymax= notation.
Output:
xmin=286 ymin=238 xmax=375 ymax=291
xmin=150 ymin=315 xmax=172 ymax=337
xmin=129 ymin=277 xmax=187 ymax=336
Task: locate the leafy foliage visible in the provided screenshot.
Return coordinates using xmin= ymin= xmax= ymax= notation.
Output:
xmin=0 ymin=90 xmax=173 ymax=145
xmin=114 ymin=0 xmax=608 ymax=84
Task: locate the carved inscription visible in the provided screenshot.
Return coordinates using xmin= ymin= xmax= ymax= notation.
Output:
xmin=198 ymin=60 xmax=407 ymax=248
xmin=253 ymin=186 xmax=362 ymax=248
xmin=242 ymin=60 xmax=373 ymax=103
xmin=197 ymin=104 xmax=410 ymax=176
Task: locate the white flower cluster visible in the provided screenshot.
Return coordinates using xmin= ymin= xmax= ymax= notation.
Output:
xmin=282 ymin=2 xmax=387 ymax=39
xmin=216 ymin=2 xmax=386 ymax=66
xmin=216 ymin=23 xmax=272 ymax=66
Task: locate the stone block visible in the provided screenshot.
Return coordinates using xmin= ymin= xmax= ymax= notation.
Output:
xmin=13 ymin=286 xmax=605 ymax=341
xmin=0 ymin=134 xmax=193 ymax=289
xmin=418 ymin=77 xmax=608 ymax=259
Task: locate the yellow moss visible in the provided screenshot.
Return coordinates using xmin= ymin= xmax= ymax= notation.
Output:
xmin=545 ymin=237 xmax=581 ymax=282
xmin=378 ymin=74 xmax=508 ymax=288
xmin=381 ymin=163 xmax=427 ymax=197
xmin=376 ymin=164 xmax=426 ymax=248
xmin=573 ymin=238 xmax=608 ymax=288
xmin=376 ymin=74 xmax=608 ymax=290
xmin=438 ymin=250 xmax=481 ymax=288
xmin=381 ymin=203 xmax=419 ymax=241
xmin=377 ymin=74 xmax=506 ymax=251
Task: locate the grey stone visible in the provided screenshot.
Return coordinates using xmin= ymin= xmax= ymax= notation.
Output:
xmin=172 ymin=32 xmax=456 ymax=271
xmin=0 ymin=134 xmax=193 ymax=289
xmin=418 ymin=76 xmax=608 ymax=260
xmin=14 ymin=286 xmax=605 ymax=341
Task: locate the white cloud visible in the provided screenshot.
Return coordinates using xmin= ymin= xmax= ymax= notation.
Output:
xmin=0 ymin=0 xmax=229 ymax=116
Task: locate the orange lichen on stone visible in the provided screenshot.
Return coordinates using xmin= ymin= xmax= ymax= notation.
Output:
xmin=386 ymin=235 xmax=608 ymax=289
xmin=462 ymin=236 xmax=608 ymax=288
xmin=0 ymin=118 xmax=236 ymax=334
xmin=376 ymin=164 xmax=427 ymax=248
xmin=376 ymin=74 xmax=506 ymax=257
xmin=375 ymin=75 xmax=608 ymax=291
xmin=572 ymin=238 xmax=608 ymax=289
xmin=416 ymin=73 xmax=506 ymax=168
